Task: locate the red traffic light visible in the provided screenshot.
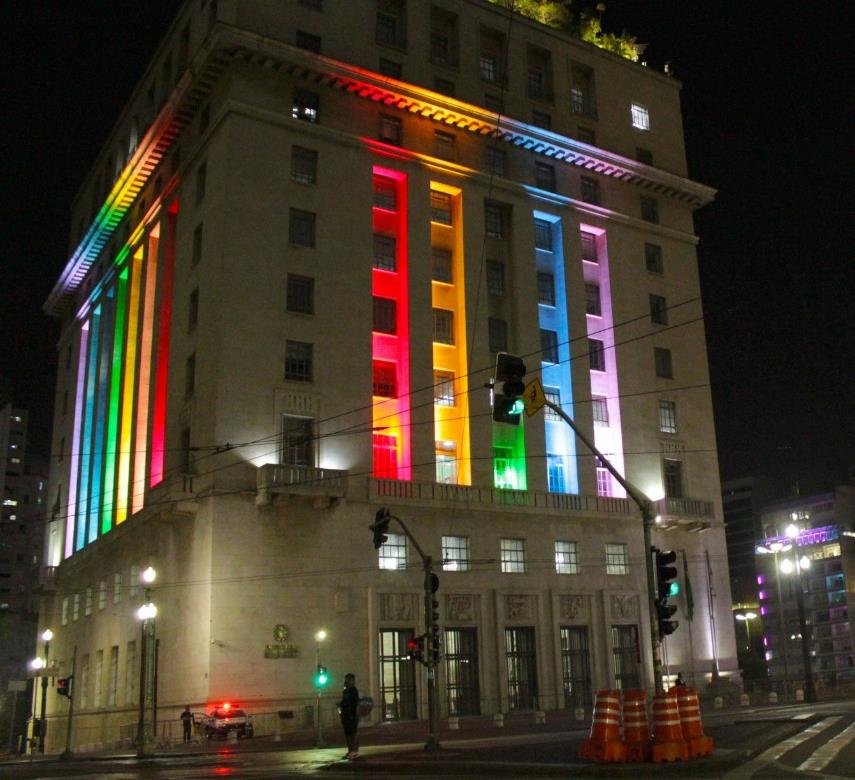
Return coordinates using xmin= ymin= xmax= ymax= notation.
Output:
xmin=57 ymin=676 xmax=72 ymax=697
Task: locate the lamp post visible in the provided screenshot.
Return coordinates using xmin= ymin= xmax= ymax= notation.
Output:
xmin=784 ymin=524 xmax=818 ymax=702
xmin=735 ymin=611 xmax=758 ymax=651
xmin=315 ymin=630 xmax=326 ymax=748
xmin=136 ymin=566 xmax=157 ymax=757
xmin=756 ymin=541 xmax=792 ymax=697
xmin=38 ymin=629 xmax=52 ymax=753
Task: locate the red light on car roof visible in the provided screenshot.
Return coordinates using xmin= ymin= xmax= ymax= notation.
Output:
xmin=222 ymin=702 xmax=231 ymax=711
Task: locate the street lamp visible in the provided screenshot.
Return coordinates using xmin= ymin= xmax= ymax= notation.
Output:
xmin=38 ymin=629 xmax=53 ymax=753
xmin=756 ymin=541 xmax=793 ymax=696
xmin=735 ymin=611 xmax=758 ymax=651
xmin=315 ymin=630 xmax=327 ymax=748
xmin=782 ymin=525 xmax=817 ymax=703
xmin=136 ymin=566 xmax=157 ymax=757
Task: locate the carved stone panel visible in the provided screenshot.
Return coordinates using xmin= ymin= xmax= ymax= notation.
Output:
xmin=504 ymin=594 xmax=535 ymax=620
xmin=610 ymin=594 xmax=637 ymax=620
xmin=445 ymin=594 xmax=478 ymax=623
xmin=559 ymin=594 xmax=588 ymax=621
xmin=380 ymin=593 xmax=416 ymax=622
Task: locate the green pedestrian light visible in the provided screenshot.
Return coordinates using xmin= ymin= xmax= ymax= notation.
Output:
xmin=315 ymin=665 xmax=329 ymax=687
xmin=668 ymin=581 xmax=681 ymax=597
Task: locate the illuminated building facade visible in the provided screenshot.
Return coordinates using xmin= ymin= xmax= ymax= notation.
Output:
xmin=39 ymin=0 xmax=736 ymax=747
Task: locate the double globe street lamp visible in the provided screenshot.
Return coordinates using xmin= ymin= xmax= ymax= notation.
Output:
xmin=136 ymin=566 xmax=158 ymax=756
xmin=29 ymin=628 xmax=53 ymax=753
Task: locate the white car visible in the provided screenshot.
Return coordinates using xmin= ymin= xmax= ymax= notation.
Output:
xmin=203 ymin=704 xmax=253 ymax=739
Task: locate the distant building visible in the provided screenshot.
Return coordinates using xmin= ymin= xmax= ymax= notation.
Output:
xmin=39 ymin=0 xmax=735 ymax=749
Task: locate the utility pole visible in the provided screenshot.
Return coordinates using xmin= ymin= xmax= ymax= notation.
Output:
xmin=543 ymin=399 xmax=665 ymax=694
xmin=59 ymin=646 xmax=76 ymax=760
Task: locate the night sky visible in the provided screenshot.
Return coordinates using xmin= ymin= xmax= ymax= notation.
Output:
xmin=1 ymin=1 xmax=851 ymax=496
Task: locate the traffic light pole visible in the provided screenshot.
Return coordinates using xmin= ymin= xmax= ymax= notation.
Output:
xmin=60 ymin=646 xmax=76 ymax=760
xmin=544 ymin=400 xmax=664 ymax=694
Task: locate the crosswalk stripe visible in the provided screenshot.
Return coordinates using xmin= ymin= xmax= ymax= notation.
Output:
xmin=792 ymin=712 xmax=814 ymax=720
xmin=798 ymin=719 xmax=855 ymax=772
xmin=724 ymin=716 xmax=842 ymax=779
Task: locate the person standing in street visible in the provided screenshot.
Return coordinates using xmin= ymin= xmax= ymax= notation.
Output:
xmin=338 ymin=673 xmax=360 ymax=759
xmin=181 ymin=705 xmax=193 ymax=743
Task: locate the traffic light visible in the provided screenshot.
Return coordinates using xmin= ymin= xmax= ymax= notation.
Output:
xmin=658 ymin=601 xmax=679 ymax=636
xmin=427 ymin=573 xmax=441 ymax=663
xmin=57 ymin=676 xmax=72 ymax=698
xmin=655 ymin=549 xmax=679 ymax=600
xmin=314 ymin=665 xmax=329 ymax=687
xmin=493 ymin=353 xmax=527 ymax=425
xmin=406 ymin=635 xmax=425 ymax=664
xmin=371 ymin=507 xmax=391 ymax=549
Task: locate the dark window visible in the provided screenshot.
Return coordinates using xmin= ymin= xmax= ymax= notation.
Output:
xmin=535 ymin=162 xmax=556 ymax=192
xmin=180 ymin=427 xmax=192 ymax=472
xmin=434 ymin=77 xmax=455 ymax=96
xmin=486 ymin=260 xmax=505 ymax=295
xmin=433 ymin=308 xmax=454 ymax=344
xmin=541 ymin=329 xmax=559 ymax=363
xmin=636 ymin=147 xmax=653 ymax=165
xmin=645 ymin=243 xmax=663 ymax=273
xmin=585 ymin=283 xmax=601 ymax=316
xmin=434 ymin=131 xmax=455 ymax=160
xmin=505 ymin=627 xmax=539 ymax=711
xmin=570 ymin=64 xmax=596 ymax=117
xmin=429 ymin=7 xmax=458 ymax=66
xmin=295 ymin=30 xmax=321 ymax=53
xmin=445 ymin=628 xmax=480 ymax=715
xmin=288 ymin=208 xmax=316 ymax=247
xmin=485 ymin=202 xmax=505 ymax=238
xmin=537 ymin=272 xmax=555 ymax=306
xmin=373 ymin=360 xmax=397 ymax=398
xmin=192 ymin=223 xmax=203 ymax=265
xmin=664 ymin=459 xmax=683 ymax=498
xmin=649 ymin=294 xmax=668 ymax=325
xmin=611 ymin=625 xmax=640 ymax=690
xmin=379 ymin=115 xmax=402 ymax=145
xmin=561 ymin=626 xmax=592 ymax=707
xmin=534 ymin=218 xmax=552 ymax=250
xmin=430 ymin=191 xmax=452 ymax=225
xmin=488 ymin=318 xmax=508 ymax=353
xmin=291 ymin=145 xmax=318 ymax=184
xmin=580 ymin=231 xmax=598 ymax=263
xmin=188 ymin=288 xmax=199 ymax=330
xmin=592 ymin=396 xmax=609 ymax=426
xmin=299 ymin=0 xmax=323 ymax=9
xmin=374 ymin=234 xmax=397 ymax=271
xmin=641 ymin=196 xmax=659 ymax=223
xmin=580 ymin=176 xmax=600 ymax=205
xmin=589 ymin=339 xmax=606 ymax=371
xmin=286 ymin=274 xmax=314 ymax=314
xmin=282 ymin=415 xmax=313 ymax=466
xmin=379 ymin=630 xmax=418 ymax=721
xmin=373 ymin=176 xmax=397 ymax=210
xmin=291 ymin=88 xmax=319 ymax=122
xmin=479 ymin=54 xmax=496 ymax=82
xmin=431 ymin=247 xmax=453 ymax=283
xmin=577 ymin=126 xmax=596 ymax=145
xmin=376 ymin=7 xmax=405 ymax=48
xmin=195 ymin=161 xmax=207 ymax=205
xmin=285 ymin=340 xmax=313 ymax=381
xmin=434 ymin=370 xmax=455 ymax=406
xmin=486 ymin=147 xmax=506 ymax=176
xmin=532 ymin=110 xmax=551 ymax=130
xmin=379 ymin=58 xmax=402 ymax=78
xmin=373 ymin=296 xmax=397 ymax=334
xmin=654 ymin=347 xmax=673 ymax=378
xmin=185 ymin=353 xmax=196 ymax=398
xmin=484 ymin=93 xmax=504 ymax=113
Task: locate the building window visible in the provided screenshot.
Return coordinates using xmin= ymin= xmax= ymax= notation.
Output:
xmin=484 ymin=93 xmax=504 ymax=113
xmin=589 ymin=339 xmax=606 ymax=371
xmin=537 ymin=272 xmax=556 ymax=306
xmin=373 ymin=296 xmax=397 ymax=334
xmin=596 ymin=466 xmax=612 ymax=497
xmin=185 ymin=353 xmax=196 ymax=398
xmin=79 ymin=655 xmax=89 ymax=710
xmin=372 ymin=234 xmax=397 ymax=272
xmin=94 ymin=650 xmax=103 ymax=708
xmin=379 ymin=115 xmax=402 ymax=145
xmin=286 ymin=274 xmax=314 ymax=314
xmin=434 ymin=77 xmax=455 ymax=96
xmin=484 ymin=203 xmax=506 ymax=238
xmin=612 ymin=625 xmax=641 ymax=690
xmin=291 ymin=145 xmax=318 ymax=184
xmin=379 ymin=57 xmax=402 ymax=78
xmin=570 ymin=64 xmax=596 ymax=117
xmin=299 ymin=0 xmax=323 ymax=9
xmin=433 ymin=131 xmax=455 ymax=160
xmin=379 ymin=532 xmax=407 ymax=570
xmin=376 ymin=2 xmax=406 ymax=49
xmin=379 ymin=630 xmax=417 ymax=721
xmin=561 ymin=626 xmax=592 ymax=707
xmin=108 ymin=646 xmax=119 ymax=707
xmin=433 ymin=370 xmax=455 ymax=407
xmin=636 ymin=147 xmax=653 ymax=165
xmin=130 ymin=564 xmax=139 ymax=596
xmin=431 ymin=247 xmax=453 ymax=282
xmin=373 ymin=433 xmax=398 ymax=478
xmin=658 ymin=400 xmax=677 ymax=434
xmin=488 ymin=318 xmax=508 ymax=353
xmin=442 ymin=536 xmax=471 ymax=571
xmin=195 ymin=161 xmax=207 ymax=205
xmin=585 ymin=283 xmax=601 ymax=316
xmin=577 ymin=126 xmax=596 ymax=145
xmin=493 ymin=445 xmax=515 ymax=489
xmin=71 ymin=592 xmax=80 ymax=621
xmin=605 ymin=542 xmax=629 ymax=575
xmin=501 ymin=538 xmax=526 ymax=573
xmin=291 ymin=88 xmax=319 ymax=122
xmin=654 ymin=347 xmax=673 ymax=378
xmin=649 ymin=294 xmax=668 ymax=325
xmin=113 ymin=572 xmax=121 ymax=603
xmin=98 ymin=580 xmax=107 ymax=610
xmin=288 ymin=208 xmax=316 ymax=247
xmin=541 ymin=329 xmax=559 ymax=363
xmin=125 ymin=641 xmax=136 ymax=706
xmin=486 ymin=147 xmax=506 ymax=176
xmin=505 ymin=627 xmax=538 ymax=710
xmin=534 ymin=162 xmax=556 ymax=192
xmin=641 ymin=196 xmax=659 ymax=224
xmin=373 ymin=360 xmax=397 ymax=398
xmin=664 ymin=459 xmax=683 ymax=498
xmin=486 ymin=260 xmax=505 ymax=295
xmin=480 ymin=53 xmax=497 ymax=82
xmin=429 ymin=6 xmax=457 ymax=65
xmin=445 ymin=628 xmax=480 ymax=715
xmin=430 ymin=190 xmax=452 ymax=225
xmin=534 ymin=218 xmax=553 ymax=251
xmin=532 ymin=110 xmax=551 ymax=130
xmin=188 ymin=287 xmax=199 ymax=330
xmin=592 ymin=396 xmax=609 ymax=426
xmin=547 ymin=454 xmax=566 ymax=492
xmin=192 ymin=222 xmax=203 ymax=265
xmin=285 ymin=340 xmax=313 ymax=381
xmin=555 ymin=541 xmax=579 ymax=574
xmin=295 ymin=30 xmax=321 ymax=53
xmin=61 ymin=596 xmax=69 ymax=625
xmin=580 ymin=176 xmax=600 ymax=205
xmin=281 ymin=415 xmax=313 ymax=466
xmin=580 ymin=231 xmax=598 ymax=263
xmin=432 ymin=308 xmax=454 ymax=344
xmin=84 ymin=586 xmax=93 ymax=616
xmin=645 ymin=243 xmax=663 ymax=273
xmin=544 ymin=387 xmax=561 ymax=421
xmin=373 ymin=176 xmax=397 ymax=210
xmin=435 ymin=445 xmax=458 ymax=484
xmin=630 ymin=102 xmax=650 ymax=130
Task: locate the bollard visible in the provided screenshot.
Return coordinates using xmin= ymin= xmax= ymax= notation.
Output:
xmin=227 ymin=730 xmax=238 ymax=743
xmin=579 ymin=690 xmax=625 ymax=763
xmin=795 ymin=689 xmax=804 ymax=703
xmin=574 ymin=706 xmax=586 ymax=722
xmin=535 ymin=711 xmax=546 ymax=725
xmin=272 ymin=726 xmax=281 ymax=742
xmin=621 ymin=689 xmax=651 ymax=763
xmin=740 ymin=693 xmax=750 ymax=707
xmin=651 ymin=690 xmax=689 ymax=763
xmin=768 ymin=691 xmax=778 ymax=705
xmin=448 ymin=716 xmax=460 ymax=730
xmin=493 ymin=713 xmax=504 ymax=727
xmin=677 ymin=686 xmax=714 ymax=758
xmin=714 ymin=696 xmax=723 ymax=710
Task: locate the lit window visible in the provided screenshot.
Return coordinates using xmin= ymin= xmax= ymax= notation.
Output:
xmin=658 ymin=400 xmax=677 ymax=434
xmin=480 ymin=54 xmax=497 ymax=82
xmin=442 ymin=536 xmax=471 ymax=571
xmin=291 ymin=145 xmax=318 ymax=184
xmin=432 ymin=308 xmax=454 ymax=344
xmin=373 ymin=433 xmax=398 ymax=478
xmin=537 ymin=272 xmax=555 ymax=306
xmin=645 ymin=243 xmax=663 ymax=273
xmin=654 ymin=347 xmax=673 ymax=379
xmin=373 ymin=296 xmax=397 ymax=334
xmin=373 ymin=176 xmax=397 ymax=210
xmin=592 ymin=396 xmax=609 ymax=426
xmin=493 ymin=446 xmax=517 ymax=489
xmin=570 ymin=64 xmax=596 ymax=116
xmin=434 ymin=131 xmax=455 ymax=160
xmin=544 ymin=387 xmax=561 ymax=421
xmin=541 ymin=329 xmax=559 ymax=364
xmin=580 ymin=231 xmax=598 ymax=263
xmin=488 ymin=317 xmax=508 ymax=353
xmin=650 ymin=294 xmax=668 ymax=325
xmin=433 ymin=371 xmax=455 ymax=407
xmin=292 ymin=88 xmax=319 ymax=122
xmin=589 ymin=339 xmax=606 ymax=372
xmin=486 ymin=260 xmax=505 ymax=295
xmin=535 ymin=162 xmax=555 ymax=191
xmin=596 ymin=467 xmax=612 ymax=497
xmin=285 ymin=340 xmax=313 ymax=381
xmin=605 ymin=543 xmax=628 ymax=575
xmin=581 ymin=176 xmax=600 ymax=205
xmin=631 ymin=103 xmax=650 ymax=130
xmin=585 ymin=283 xmax=601 ymax=316
xmin=431 ymin=247 xmax=453 ymax=283
xmin=436 ymin=444 xmax=457 ymax=483
xmin=282 ymin=415 xmax=314 ymax=466
xmin=501 ymin=538 xmax=526 ymax=573
xmin=430 ymin=191 xmax=452 ymax=225
xmin=547 ymin=454 xmax=566 ymax=493
xmin=379 ymin=533 xmax=407 ymax=570
xmin=286 ymin=274 xmax=314 ymax=314
xmin=555 ymin=541 xmax=579 ymax=574
xmin=534 ymin=219 xmax=553 ymax=251
xmin=379 ymin=115 xmax=402 ymax=145
xmin=288 ymin=208 xmax=316 ymax=247
xmin=373 ymin=360 xmax=397 ymax=398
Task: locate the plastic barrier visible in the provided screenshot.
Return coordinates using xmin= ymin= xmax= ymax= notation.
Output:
xmin=579 ymin=690 xmax=625 ymax=763
xmin=676 ymin=686 xmax=714 ymax=758
xmin=621 ymin=688 xmax=651 ymax=762
xmin=651 ymin=690 xmax=689 ymax=762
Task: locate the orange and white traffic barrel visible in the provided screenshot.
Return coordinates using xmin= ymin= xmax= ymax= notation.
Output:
xmin=579 ymin=689 xmax=626 ymax=763
xmin=651 ymin=689 xmax=689 ymax=762
xmin=621 ymin=688 xmax=651 ymax=762
xmin=676 ymin=686 xmax=713 ymax=758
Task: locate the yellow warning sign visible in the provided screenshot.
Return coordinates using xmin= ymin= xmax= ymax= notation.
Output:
xmin=523 ymin=377 xmax=546 ymax=417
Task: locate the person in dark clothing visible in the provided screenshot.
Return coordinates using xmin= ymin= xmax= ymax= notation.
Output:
xmin=674 ymin=673 xmax=686 ymax=687
xmin=337 ymin=673 xmax=360 ymax=759
xmin=181 ymin=705 xmax=193 ymax=743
